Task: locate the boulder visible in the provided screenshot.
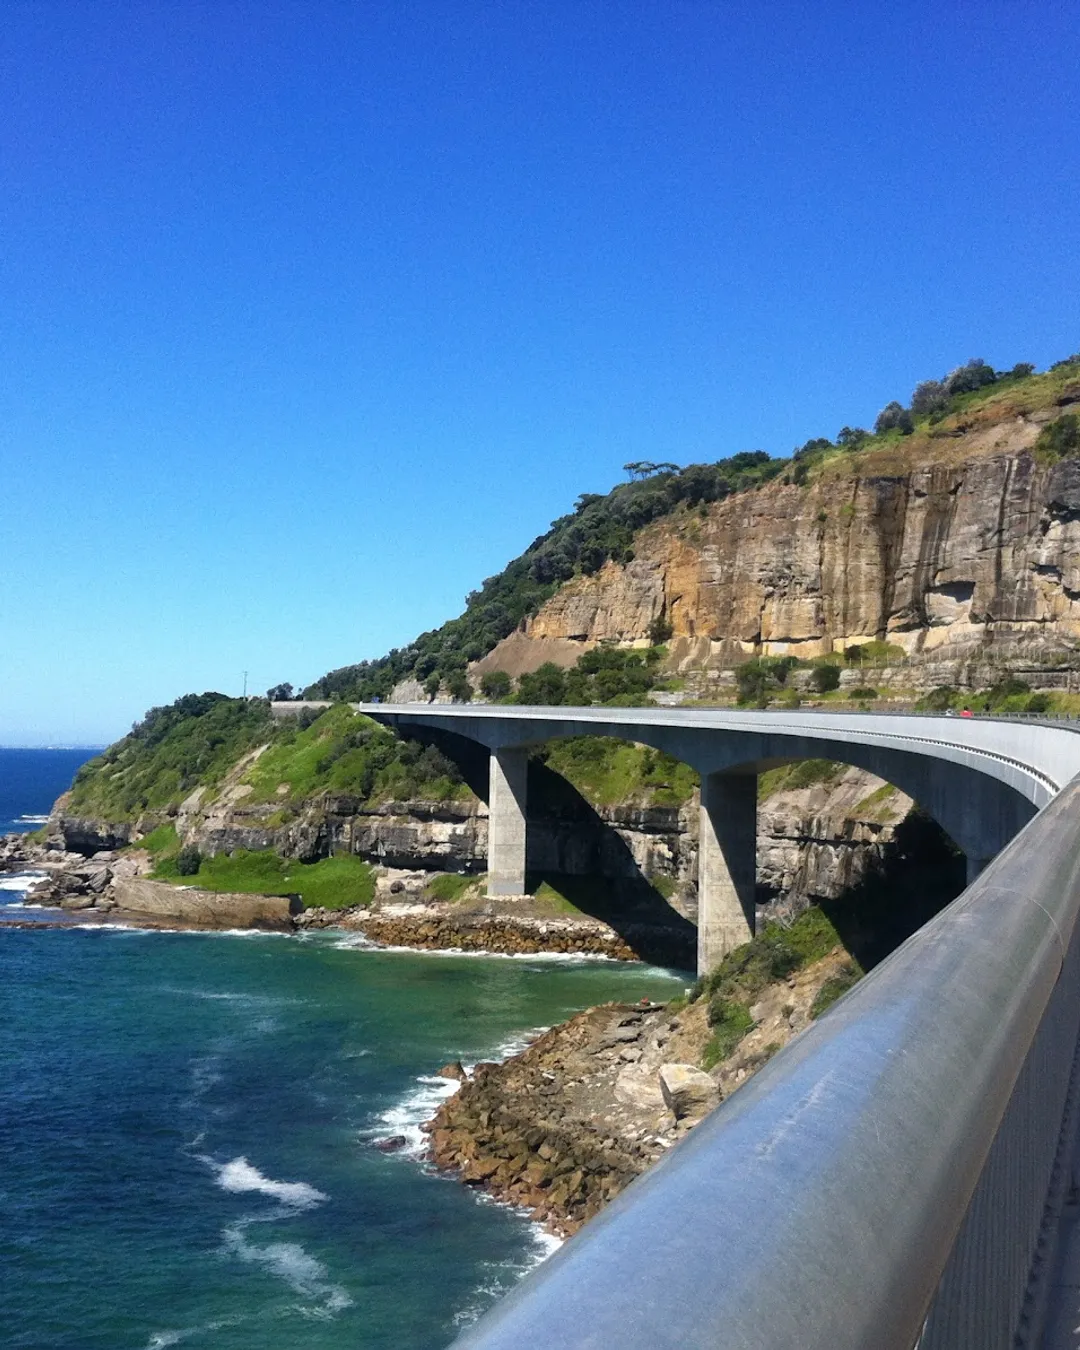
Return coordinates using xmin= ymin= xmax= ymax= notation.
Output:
xmin=373 ymin=1135 xmax=408 ymax=1153
xmin=436 ymin=1061 xmax=468 ymax=1081
xmin=658 ymin=1063 xmax=720 ymax=1121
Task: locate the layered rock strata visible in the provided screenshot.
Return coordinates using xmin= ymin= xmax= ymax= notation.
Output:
xmin=474 ymin=439 xmax=1080 ymax=685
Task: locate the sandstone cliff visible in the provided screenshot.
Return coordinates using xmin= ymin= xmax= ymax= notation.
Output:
xmin=475 ymin=409 xmax=1080 ymax=689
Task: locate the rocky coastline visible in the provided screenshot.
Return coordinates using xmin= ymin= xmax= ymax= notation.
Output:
xmin=422 ymin=943 xmax=851 ymax=1235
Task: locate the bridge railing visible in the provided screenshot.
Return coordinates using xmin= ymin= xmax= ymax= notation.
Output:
xmin=449 ymin=775 xmax=1080 ymax=1350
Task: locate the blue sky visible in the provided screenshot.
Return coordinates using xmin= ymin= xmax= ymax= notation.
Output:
xmin=3 ymin=1 xmax=1078 ymax=745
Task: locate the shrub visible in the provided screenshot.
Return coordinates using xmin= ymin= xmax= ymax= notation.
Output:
xmin=1034 ymin=414 xmax=1080 ymax=462
xmin=1026 ymin=692 xmax=1051 ymax=715
xmin=479 ymin=671 xmax=512 ymax=700
xmin=702 ymin=998 xmax=755 ymax=1068
xmin=848 ymin=686 xmax=878 ymax=700
xmin=809 ymin=962 xmax=862 ymax=1019
xmin=175 ymin=845 xmax=202 ymax=876
xmin=735 ymin=655 xmax=799 ymax=705
xmin=810 ymin=664 xmax=841 ymax=693
xmin=919 ymin=685 xmax=957 ymax=712
xmin=648 ymin=613 xmax=674 ymax=643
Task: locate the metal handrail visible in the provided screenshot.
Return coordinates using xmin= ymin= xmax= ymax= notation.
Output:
xmin=449 ymin=776 xmax=1080 ymax=1350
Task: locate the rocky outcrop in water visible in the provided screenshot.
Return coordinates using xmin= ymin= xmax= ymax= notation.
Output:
xmin=427 ymin=945 xmax=852 ymax=1234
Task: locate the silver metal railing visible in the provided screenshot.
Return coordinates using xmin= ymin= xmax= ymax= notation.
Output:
xmin=449 ymin=776 xmax=1080 ymax=1350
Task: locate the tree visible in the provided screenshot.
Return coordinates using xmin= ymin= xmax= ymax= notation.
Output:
xmin=944 ymin=359 xmax=997 ymax=397
xmin=874 ymin=402 xmax=914 ymax=436
xmin=266 ymin=682 xmax=294 ymax=701
xmin=810 ymin=664 xmax=841 ymax=693
xmin=836 ymin=426 xmax=869 ymax=448
xmin=516 ymin=662 xmax=568 ymax=705
xmin=648 ymin=614 xmax=674 ymax=644
xmin=911 ymin=380 xmax=948 ymax=417
xmin=480 ymin=670 xmax=512 ymax=701
xmin=445 ymin=671 xmax=472 ymax=702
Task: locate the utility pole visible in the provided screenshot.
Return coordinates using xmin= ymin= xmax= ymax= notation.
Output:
xmin=242 ymin=670 xmax=248 ymax=698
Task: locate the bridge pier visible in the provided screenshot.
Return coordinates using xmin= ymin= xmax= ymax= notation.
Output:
xmin=965 ymin=854 xmax=993 ymax=887
xmin=487 ymin=747 xmax=529 ymax=896
xmin=698 ymin=771 xmax=758 ymax=976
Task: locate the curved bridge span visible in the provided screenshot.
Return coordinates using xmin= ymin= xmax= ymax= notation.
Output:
xmin=353 ymin=704 xmax=1080 ymax=976
xmin=276 ymin=702 xmax=1080 ymax=1347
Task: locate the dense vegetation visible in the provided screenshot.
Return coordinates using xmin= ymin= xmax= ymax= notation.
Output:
xmin=67 ymin=694 xmax=275 ymax=819
xmin=67 ymin=695 xmax=467 ymax=823
xmin=238 ymin=702 xmax=466 ymax=806
xmin=536 ymin=737 xmax=699 ymax=809
xmin=916 ymin=678 xmax=1053 ymax=716
xmin=513 ymin=645 xmax=670 ymax=707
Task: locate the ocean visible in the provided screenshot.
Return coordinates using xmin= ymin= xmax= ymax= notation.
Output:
xmin=0 ymin=746 xmax=103 ymax=834
xmin=0 ymin=750 xmax=688 ymax=1349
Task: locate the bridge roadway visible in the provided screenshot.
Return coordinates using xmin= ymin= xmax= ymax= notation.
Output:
xmin=277 ymin=701 xmax=1080 ymax=1346
xmin=347 ymin=703 xmax=1080 ymax=975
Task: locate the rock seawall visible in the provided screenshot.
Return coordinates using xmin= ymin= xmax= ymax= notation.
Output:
xmin=307 ymin=905 xmax=693 ymax=964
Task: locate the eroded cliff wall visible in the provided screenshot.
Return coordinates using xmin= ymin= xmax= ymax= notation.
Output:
xmin=476 ymin=435 xmax=1080 ymax=686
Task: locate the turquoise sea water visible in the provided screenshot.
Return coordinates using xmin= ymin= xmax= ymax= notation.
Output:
xmin=1 ymin=754 xmax=688 ymax=1350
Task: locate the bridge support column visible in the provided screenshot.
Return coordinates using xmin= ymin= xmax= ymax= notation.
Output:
xmin=487 ymin=747 xmax=529 ymax=896
xmin=698 ymin=772 xmax=757 ymax=976
xmin=966 ymin=853 xmax=994 ymax=887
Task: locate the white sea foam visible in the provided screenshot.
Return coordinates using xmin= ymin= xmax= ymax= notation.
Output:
xmin=160 ymin=986 xmax=296 ymax=1008
xmin=16 ymin=814 xmax=48 ymax=823
xmin=450 ymin=1222 xmax=563 ymax=1329
xmin=214 ymin=1157 xmax=328 ymax=1209
xmin=0 ymin=871 xmax=45 ymax=891
xmin=221 ymin=1222 xmax=353 ymax=1315
xmin=367 ymin=1074 xmax=463 ymax=1157
xmin=366 ymin=1024 xmax=549 ymax=1160
xmin=329 ymin=934 xmax=618 ymax=964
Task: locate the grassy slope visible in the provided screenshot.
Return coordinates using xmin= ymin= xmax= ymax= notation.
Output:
xmin=67 ymin=701 xmax=473 ymax=826
xmin=539 ymin=737 xmax=699 ymax=809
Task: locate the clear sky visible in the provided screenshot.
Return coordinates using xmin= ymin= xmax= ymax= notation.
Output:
xmin=3 ymin=1 xmax=1078 ymax=745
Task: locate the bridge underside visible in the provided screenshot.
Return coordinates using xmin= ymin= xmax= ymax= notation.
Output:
xmin=376 ymin=713 xmax=1040 ymax=975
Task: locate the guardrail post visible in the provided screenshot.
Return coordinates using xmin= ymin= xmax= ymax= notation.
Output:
xmin=487 ymin=747 xmax=529 ymax=896
xmin=698 ymin=771 xmax=757 ymax=975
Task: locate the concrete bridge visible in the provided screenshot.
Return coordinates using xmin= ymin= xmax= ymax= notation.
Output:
xmin=278 ymin=701 xmax=1080 ymax=1345
xmin=348 ymin=703 xmax=1080 ymax=974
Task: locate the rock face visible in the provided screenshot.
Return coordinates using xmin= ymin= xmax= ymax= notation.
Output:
xmin=46 ymin=762 xmax=915 ymax=947
xmin=479 ymin=438 xmax=1080 ymax=687
xmin=110 ymin=877 xmax=300 ymax=929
